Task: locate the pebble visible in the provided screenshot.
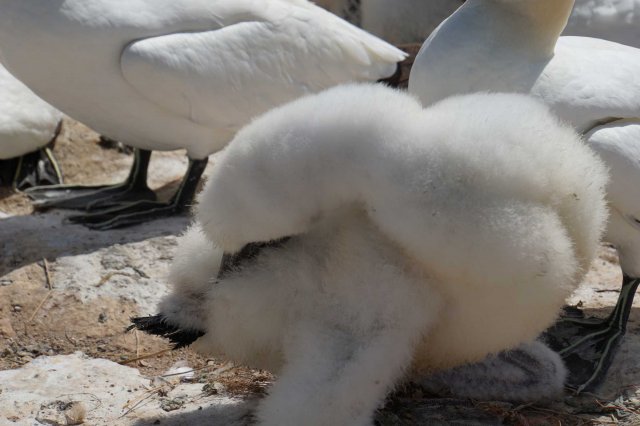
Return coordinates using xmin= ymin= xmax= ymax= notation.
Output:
xmin=160 ymin=397 xmax=186 ymax=412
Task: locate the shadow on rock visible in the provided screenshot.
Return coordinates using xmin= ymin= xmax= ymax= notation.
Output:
xmin=132 ymin=398 xmax=257 ymax=426
xmin=0 ymin=210 xmax=190 ymax=276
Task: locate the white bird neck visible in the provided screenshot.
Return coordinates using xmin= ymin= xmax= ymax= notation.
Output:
xmin=465 ymin=0 xmax=575 ymax=56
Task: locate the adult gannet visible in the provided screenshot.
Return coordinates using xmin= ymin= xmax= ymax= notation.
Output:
xmin=0 ymin=0 xmax=406 ymax=229
xmin=0 ymin=62 xmax=63 ymax=190
xmin=408 ymin=0 xmax=640 ymax=392
xmin=318 ymin=0 xmax=638 ymax=47
xmin=131 ymin=84 xmax=608 ymax=424
xmin=316 ymin=0 xmax=463 ymax=44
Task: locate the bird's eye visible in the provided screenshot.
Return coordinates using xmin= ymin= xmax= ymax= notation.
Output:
xmin=627 ymin=215 xmax=640 ymax=228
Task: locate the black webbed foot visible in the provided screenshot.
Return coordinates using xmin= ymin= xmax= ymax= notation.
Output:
xmin=28 ymin=183 xmax=157 ymax=210
xmin=66 ymin=156 xmax=208 ymax=230
xmin=544 ymin=275 xmax=640 ymax=393
xmin=26 ymin=148 xmax=154 ymax=210
xmin=67 ymin=200 xmax=181 ymax=230
xmin=544 ymin=317 xmax=621 ymax=393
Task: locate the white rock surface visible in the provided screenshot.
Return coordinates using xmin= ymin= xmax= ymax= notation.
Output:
xmin=0 ymin=352 xmax=254 ymax=426
xmin=0 ymin=211 xmax=187 ymax=314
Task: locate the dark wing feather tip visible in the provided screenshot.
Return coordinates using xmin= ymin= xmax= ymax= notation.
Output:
xmin=129 ymin=314 xmax=205 ymax=349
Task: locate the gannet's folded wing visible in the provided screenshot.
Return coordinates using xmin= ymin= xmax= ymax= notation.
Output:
xmin=541 ymin=37 xmax=640 ymax=131
xmin=121 ymin=11 xmax=405 ymax=130
xmin=584 ymin=119 xmax=640 ymax=221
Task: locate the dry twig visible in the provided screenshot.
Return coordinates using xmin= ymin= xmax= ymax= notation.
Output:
xmin=43 ymin=258 xmax=53 ymax=290
xmin=135 ymin=330 xmax=140 ymax=366
xmin=119 ymin=348 xmax=172 ymax=365
xmin=27 ymin=292 xmax=52 ymax=322
xmin=28 ymin=259 xmax=55 ymax=322
xmin=161 ymin=363 xmax=227 ymax=379
xmin=96 ymin=271 xmax=136 ymax=287
xmin=120 ymin=385 xmax=168 ymax=418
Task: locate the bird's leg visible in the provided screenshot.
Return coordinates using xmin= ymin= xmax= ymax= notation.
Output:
xmin=1 ymin=121 xmax=64 ymax=190
xmin=67 ymin=156 xmax=208 ymax=230
xmin=25 ymin=148 xmax=156 ymax=210
xmin=3 ymin=145 xmax=63 ymax=191
xmin=543 ymin=275 xmax=640 ymax=393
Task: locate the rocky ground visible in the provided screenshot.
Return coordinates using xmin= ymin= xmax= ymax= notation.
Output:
xmin=1 ymin=119 xmax=640 ymax=425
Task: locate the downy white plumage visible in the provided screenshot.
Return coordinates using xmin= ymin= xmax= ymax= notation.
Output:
xmin=0 ymin=62 xmax=63 ymax=189
xmin=134 ymin=84 xmax=608 ymax=425
xmin=0 ymin=0 xmax=406 ymax=229
xmin=408 ymin=0 xmax=640 ymax=392
xmin=420 ymin=340 xmax=568 ymax=402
